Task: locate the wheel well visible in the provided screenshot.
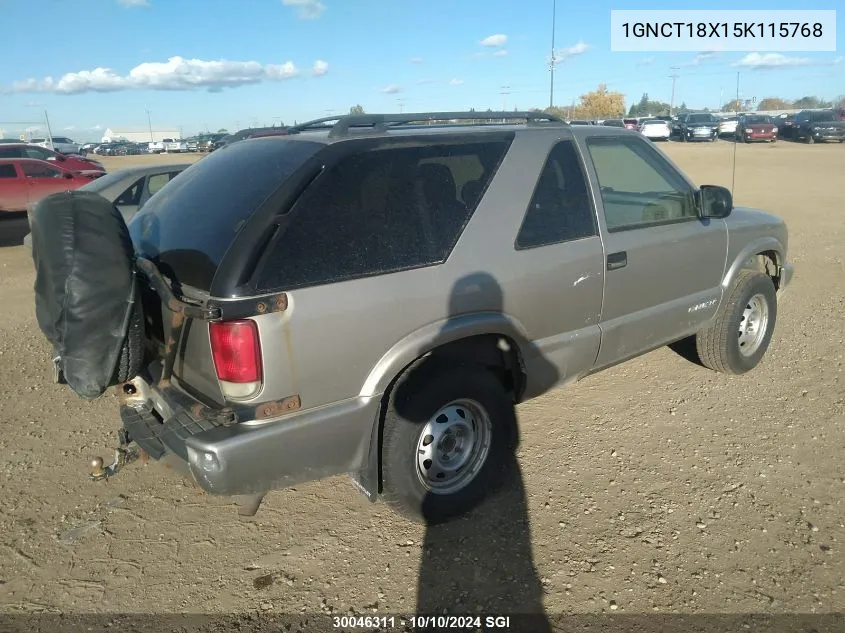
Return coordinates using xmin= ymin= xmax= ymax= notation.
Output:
xmin=372 ymin=333 xmax=525 ymax=493
xmin=746 ymin=250 xmax=782 ymax=291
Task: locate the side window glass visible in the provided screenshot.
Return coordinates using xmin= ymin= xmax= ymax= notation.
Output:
xmin=22 ymin=162 xmax=60 ymax=178
xmin=23 ymin=147 xmax=49 ymax=160
xmin=256 ymin=139 xmax=512 ymax=291
xmin=147 ymin=173 xmax=171 ymax=196
xmin=515 ymin=140 xmax=597 ymax=249
xmin=586 ymin=136 xmax=697 ymax=231
xmin=0 ymin=164 xmax=17 ymax=178
xmin=115 ymin=177 xmax=145 ymax=206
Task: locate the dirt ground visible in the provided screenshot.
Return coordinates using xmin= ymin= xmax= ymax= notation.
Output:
xmin=0 ymin=140 xmax=843 ymax=622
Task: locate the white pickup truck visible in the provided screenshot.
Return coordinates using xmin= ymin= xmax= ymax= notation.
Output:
xmin=148 ymin=138 xmax=187 ymax=154
xmin=29 ymin=137 xmax=82 ymax=155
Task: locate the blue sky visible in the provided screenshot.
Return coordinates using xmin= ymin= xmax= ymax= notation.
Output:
xmin=0 ymin=0 xmax=841 ymax=141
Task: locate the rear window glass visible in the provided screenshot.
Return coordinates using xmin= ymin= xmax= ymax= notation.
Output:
xmin=256 ymin=137 xmax=512 ymax=291
xmin=128 ymin=138 xmax=323 ymax=290
xmin=813 ymin=111 xmax=835 ymax=122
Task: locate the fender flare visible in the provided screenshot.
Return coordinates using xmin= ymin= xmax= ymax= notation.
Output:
xmin=352 ymin=312 xmax=531 ymax=499
xmin=722 ymin=236 xmax=785 ymax=292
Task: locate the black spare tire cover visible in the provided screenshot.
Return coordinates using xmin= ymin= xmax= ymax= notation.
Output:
xmin=31 ymin=190 xmax=141 ymax=400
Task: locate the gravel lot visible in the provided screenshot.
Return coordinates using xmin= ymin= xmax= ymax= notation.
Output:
xmin=0 ymin=141 xmax=843 ymax=623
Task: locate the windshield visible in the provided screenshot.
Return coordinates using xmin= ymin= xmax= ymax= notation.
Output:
xmin=745 ymin=116 xmax=771 ymax=124
xmin=687 ymin=114 xmax=714 ymax=124
xmin=813 ymin=111 xmax=836 ymax=122
xmin=128 ymin=138 xmax=324 ymax=290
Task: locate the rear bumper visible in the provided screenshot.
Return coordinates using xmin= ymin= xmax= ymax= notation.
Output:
xmin=119 ymin=373 xmax=381 ymax=495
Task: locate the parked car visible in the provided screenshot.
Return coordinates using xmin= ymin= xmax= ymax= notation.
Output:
xmin=717 ymin=116 xmax=738 ymax=137
xmin=790 ymin=110 xmax=845 ymax=143
xmin=23 ymin=163 xmax=191 ymax=248
xmin=197 ymin=134 xmax=226 ymax=152
xmin=0 ymin=158 xmax=101 ymax=214
xmin=32 ymin=111 xmax=795 ymax=525
xmin=79 ymin=142 xmax=101 ymax=156
xmin=736 ymin=115 xmax=778 ymax=143
xmin=601 ymin=119 xmax=626 ymax=127
xmin=29 ymin=136 xmax=82 ymax=155
xmin=162 ymin=139 xmax=188 ymax=153
xmin=210 ymin=126 xmax=287 ymax=152
xmin=637 ymin=119 xmax=671 ymax=141
xmin=0 ymin=143 xmax=105 ymax=174
xmin=622 ymin=118 xmax=638 ymax=130
xmin=676 ymin=113 xmax=719 ymax=142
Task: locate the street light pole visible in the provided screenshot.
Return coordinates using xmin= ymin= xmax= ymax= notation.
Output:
xmin=145 ymin=108 xmax=154 ymax=142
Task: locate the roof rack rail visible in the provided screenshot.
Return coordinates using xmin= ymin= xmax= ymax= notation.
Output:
xmin=287 ymin=111 xmax=565 ymax=138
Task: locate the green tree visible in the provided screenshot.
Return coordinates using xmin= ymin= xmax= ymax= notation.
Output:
xmin=676 ymin=102 xmax=689 ymax=113
xmin=792 ymin=96 xmax=832 ymax=109
xmin=757 ymin=97 xmax=792 ymax=110
xmin=216 ymin=128 xmax=228 ymax=133
xmin=349 ymin=104 xmax=365 ymax=115
xmin=629 ymin=92 xmax=671 ymax=116
xmin=722 ymin=99 xmax=743 ymax=112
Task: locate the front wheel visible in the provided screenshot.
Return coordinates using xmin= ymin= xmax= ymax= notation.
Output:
xmin=381 ymin=363 xmax=515 ymax=524
xmin=695 ymin=270 xmax=778 ymax=375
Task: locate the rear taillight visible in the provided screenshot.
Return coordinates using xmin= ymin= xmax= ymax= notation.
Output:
xmin=209 ymin=320 xmax=262 ymax=400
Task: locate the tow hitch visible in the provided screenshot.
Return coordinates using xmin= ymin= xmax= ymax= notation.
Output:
xmin=89 ymin=429 xmax=141 ymax=481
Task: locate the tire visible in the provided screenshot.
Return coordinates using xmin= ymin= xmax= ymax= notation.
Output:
xmin=381 ymin=363 xmax=515 ymax=524
xmin=695 ymin=271 xmax=778 ymax=375
xmin=111 ymin=285 xmax=145 ymax=385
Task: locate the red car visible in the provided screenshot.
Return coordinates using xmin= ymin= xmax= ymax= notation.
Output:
xmin=0 ymin=159 xmax=102 ymax=214
xmin=0 ymin=143 xmax=105 ymax=175
xmin=623 ymin=118 xmax=639 ymax=130
xmin=736 ymin=114 xmax=778 ymax=143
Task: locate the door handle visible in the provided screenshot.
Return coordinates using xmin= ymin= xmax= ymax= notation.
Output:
xmin=607 ymin=251 xmax=627 ymax=270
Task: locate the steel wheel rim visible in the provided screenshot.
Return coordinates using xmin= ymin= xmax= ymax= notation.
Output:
xmin=415 ymin=399 xmax=492 ymax=495
xmin=737 ymin=293 xmax=770 ymax=357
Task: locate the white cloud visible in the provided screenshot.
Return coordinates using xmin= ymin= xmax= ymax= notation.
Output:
xmin=553 ymin=40 xmax=590 ymax=64
xmin=117 ymin=0 xmax=149 ymax=6
xmin=3 ymin=56 xmax=329 ymax=94
xmin=92 ymin=125 xmax=103 ymax=130
xmin=480 ymin=34 xmax=508 ymax=47
xmin=733 ymin=52 xmax=811 ymax=69
xmin=282 ymin=0 xmax=326 ymax=19
xmin=449 ymin=78 xmax=465 ymax=86
xmin=684 ymin=50 xmax=720 ymax=67
xmin=492 ymin=49 xmax=508 ymax=57
xmin=380 ymin=84 xmax=403 ymax=94
xmin=410 ymin=57 xmax=423 ymax=64
xmin=637 ymin=57 xmax=654 ymax=66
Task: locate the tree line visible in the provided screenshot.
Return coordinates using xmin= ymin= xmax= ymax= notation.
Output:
xmin=343 ymin=90 xmax=843 ymax=122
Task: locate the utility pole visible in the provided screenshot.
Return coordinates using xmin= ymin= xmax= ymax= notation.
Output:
xmin=549 ymin=0 xmax=556 ymax=109
xmin=43 ymin=110 xmax=54 ymax=149
xmin=396 ymin=98 xmax=405 ymax=113
xmin=145 ymin=108 xmax=154 ymax=142
xmin=500 ymin=86 xmax=511 ymax=121
xmin=669 ymin=66 xmax=680 ymax=115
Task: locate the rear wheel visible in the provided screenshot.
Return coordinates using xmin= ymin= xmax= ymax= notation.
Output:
xmin=111 ymin=285 xmax=145 ymax=384
xmin=381 ymin=363 xmax=515 ymax=524
xmin=694 ymin=271 xmax=778 ymax=375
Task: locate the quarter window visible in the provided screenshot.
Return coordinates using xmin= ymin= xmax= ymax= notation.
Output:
xmin=0 ymin=165 xmax=17 ymax=178
xmin=22 ymin=162 xmax=61 ymax=178
xmin=147 ymin=173 xmax=171 ymax=196
xmin=256 ymin=138 xmax=512 ymax=291
xmin=586 ymin=136 xmax=697 ymax=231
xmin=515 ymin=140 xmax=597 ymax=249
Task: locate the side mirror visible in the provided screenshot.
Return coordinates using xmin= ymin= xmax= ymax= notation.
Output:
xmin=698 ymin=185 xmax=733 ymax=219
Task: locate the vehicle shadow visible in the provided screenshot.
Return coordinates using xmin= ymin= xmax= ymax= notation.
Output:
xmin=393 ymin=272 xmax=557 ymax=630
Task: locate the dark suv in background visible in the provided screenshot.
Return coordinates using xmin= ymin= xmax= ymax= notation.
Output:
xmin=790 ymin=110 xmax=845 ymax=143
xmin=675 ymin=113 xmax=719 ymax=142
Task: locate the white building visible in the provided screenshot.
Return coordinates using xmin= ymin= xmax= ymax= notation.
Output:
xmin=101 ymin=127 xmax=180 ymax=143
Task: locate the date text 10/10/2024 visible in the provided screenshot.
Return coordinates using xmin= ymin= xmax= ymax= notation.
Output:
xmin=332 ymin=615 xmax=513 ymax=630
